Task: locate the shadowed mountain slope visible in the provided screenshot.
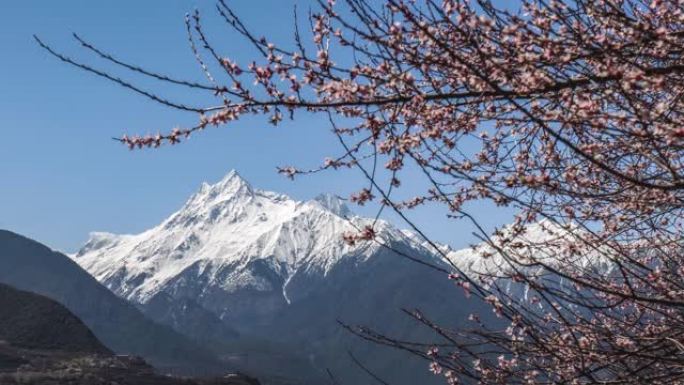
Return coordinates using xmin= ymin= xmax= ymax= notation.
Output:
xmin=0 ymin=282 xmax=259 ymax=385
xmin=0 ymin=230 xmax=226 ymax=376
xmin=0 ymin=283 xmax=110 ymax=354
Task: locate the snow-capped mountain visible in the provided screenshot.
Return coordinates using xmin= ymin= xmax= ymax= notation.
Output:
xmin=74 ymin=170 xmax=432 ymax=306
xmin=73 ymin=170 xmax=473 ymax=385
xmin=71 ymin=170 xmax=610 ymax=384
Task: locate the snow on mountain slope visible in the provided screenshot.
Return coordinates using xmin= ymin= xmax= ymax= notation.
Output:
xmin=443 ymin=219 xmax=613 ymax=281
xmin=73 ymin=170 xmax=432 ymax=304
xmin=72 ymin=170 xmax=606 ymax=385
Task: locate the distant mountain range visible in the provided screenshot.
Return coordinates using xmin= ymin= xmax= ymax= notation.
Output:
xmin=72 ymin=170 xmax=497 ymax=385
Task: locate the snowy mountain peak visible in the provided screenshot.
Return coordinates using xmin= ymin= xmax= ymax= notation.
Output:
xmin=72 ymin=169 xmax=581 ymax=308
xmin=217 ymin=169 xmax=250 ymax=189
xmin=72 ymin=170 xmax=424 ymax=303
xmin=192 ymin=170 xmax=254 ymax=203
xmin=312 ymin=193 xmax=352 ymax=218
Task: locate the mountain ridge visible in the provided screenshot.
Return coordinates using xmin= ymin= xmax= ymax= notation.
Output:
xmin=73 ymin=170 xmax=433 ymax=306
xmin=71 ymin=170 xmax=491 ymax=385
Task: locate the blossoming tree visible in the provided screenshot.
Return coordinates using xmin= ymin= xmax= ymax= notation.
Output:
xmin=37 ymin=0 xmax=684 ymax=383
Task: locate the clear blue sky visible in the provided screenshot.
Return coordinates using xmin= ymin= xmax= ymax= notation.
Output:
xmin=1 ymin=1 xmax=514 ymax=252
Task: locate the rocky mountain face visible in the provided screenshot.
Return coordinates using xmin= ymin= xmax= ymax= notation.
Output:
xmin=0 ymin=283 xmax=259 ymax=385
xmin=73 ymin=171 xmax=495 ymax=385
xmin=0 ymin=230 xmax=227 ymax=376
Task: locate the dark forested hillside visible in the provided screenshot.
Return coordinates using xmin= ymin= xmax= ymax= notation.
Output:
xmin=0 ymin=283 xmax=110 ymax=354
xmin=0 ymin=282 xmax=259 ymax=385
xmin=0 ymin=230 xmax=225 ymax=375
